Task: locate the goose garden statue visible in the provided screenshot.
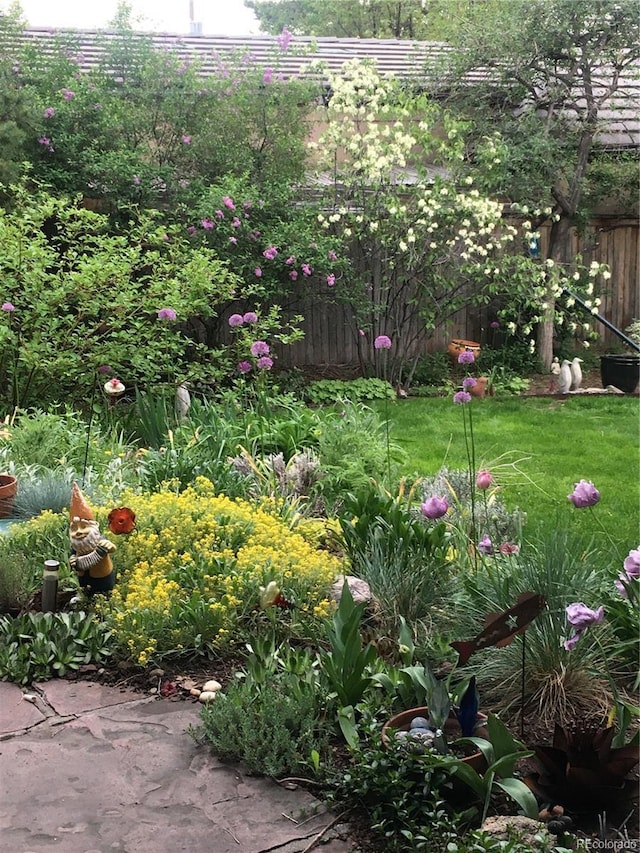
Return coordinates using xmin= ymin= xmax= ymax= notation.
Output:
xmin=558 ymin=359 xmax=572 ymax=394
xmin=570 ymin=357 xmax=583 ymax=391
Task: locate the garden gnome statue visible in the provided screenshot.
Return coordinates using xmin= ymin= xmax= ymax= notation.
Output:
xmin=570 ymin=357 xmax=583 ymax=391
xmin=558 ymin=360 xmax=572 ymax=394
xmin=69 ymin=483 xmax=116 ymax=594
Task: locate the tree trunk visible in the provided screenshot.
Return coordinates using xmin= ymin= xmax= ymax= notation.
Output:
xmin=536 ymin=214 xmax=573 ymax=371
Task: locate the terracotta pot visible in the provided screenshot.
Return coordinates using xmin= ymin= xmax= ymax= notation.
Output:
xmin=448 ymin=339 xmax=481 ymax=365
xmin=469 ymin=376 xmax=494 ymax=398
xmin=381 ymin=706 xmax=488 ymax=771
xmin=0 ymin=474 xmax=17 ymax=518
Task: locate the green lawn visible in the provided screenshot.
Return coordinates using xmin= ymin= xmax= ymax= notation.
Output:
xmin=374 ymin=395 xmax=640 ymax=548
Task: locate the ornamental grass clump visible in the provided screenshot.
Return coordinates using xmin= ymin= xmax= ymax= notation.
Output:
xmin=97 ymin=477 xmax=342 ymax=664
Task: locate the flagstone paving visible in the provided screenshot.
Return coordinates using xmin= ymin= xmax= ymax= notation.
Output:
xmin=0 ymin=680 xmax=355 ymax=853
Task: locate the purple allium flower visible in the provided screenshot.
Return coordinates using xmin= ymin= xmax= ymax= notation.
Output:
xmin=263 ymin=68 xmax=273 ymax=84
xmin=567 ymin=479 xmax=600 ymax=508
xmin=61 ymin=88 xmax=75 ymax=100
xmin=462 ymin=377 xmax=477 ymax=390
xmin=420 ymin=496 xmax=449 ymax=520
xmin=222 ymin=196 xmax=235 ymax=210
xmin=566 ymin=602 xmax=605 ymax=629
xmin=243 ymin=312 xmax=258 ymax=324
xmin=285 ymin=256 xmax=295 ymax=265
xmin=263 ymin=246 xmax=278 ymax=260
xmin=301 ymin=263 xmax=312 ymax=277
xmin=374 ymin=335 xmax=392 ymax=350
xmin=478 ymin=535 xmax=493 ymax=555
xmin=490 ymin=320 xmax=500 ymax=329
xmin=327 ymin=274 xmax=336 ymax=287
xmin=623 ymin=547 xmax=640 ymax=579
xmin=458 ymin=349 xmax=475 ymax=364
xmin=277 ymin=27 xmax=292 ymax=50
xmin=43 ymin=107 xmax=56 ymax=119
xmin=238 ymin=361 xmax=252 ymax=374
xmin=215 ymin=209 xmax=224 ymax=219
xmin=229 ymin=236 xmax=237 ymax=244
xmin=1 ymin=302 xmax=15 ymax=312
xmin=476 ymin=470 xmax=493 ymax=490
xmin=254 ymin=267 xmax=262 ymax=277
xmin=453 ymin=391 xmax=472 ymax=404
xmin=38 ymin=136 xmax=51 ymax=146
xmin=201 ymin=218 xmax=214 ymax=230
xmin=257 ymin=356 xmax=273 ymax=370
xmin=132 ymin=175 xmax=141 ymax=185
xmin=250 ymin=341 xmax=270 ymax=357
xmin=157 ymin=307 xmax=177 ymax=321
xmin=187 ymin=225 xmax=196 ymax=235
xmin=97 ymin=364 xmax=113 ymax=374
xmin=328 ymin=250 xmax=337 ymax=261
xmin=289 ymin=270 xmax=298 ymax=281
xmin=228 ymin=314 xmax=244 ymax=327
xmin=231 ymin=217 xmax=241 ymax=228
xmin=181 ymin=135 xmax=191 ymax=144
xmin=499 ymin=542 xmax=519 ymax=555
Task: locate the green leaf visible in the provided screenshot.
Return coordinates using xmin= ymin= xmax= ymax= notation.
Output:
xmin=494 ymin=778 xmax=539 ymax=819
xmin=337 ymin=705 xmax=359 ymax=749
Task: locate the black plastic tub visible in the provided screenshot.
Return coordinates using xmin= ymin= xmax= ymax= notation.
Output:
xmin=600 ymin=354 xmax=640 ymax=393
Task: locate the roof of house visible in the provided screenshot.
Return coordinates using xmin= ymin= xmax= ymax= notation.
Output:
xmin=19 ymin=28 xmax=640 ymax=150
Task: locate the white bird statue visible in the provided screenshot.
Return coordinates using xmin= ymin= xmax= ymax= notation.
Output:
xmin=175 ymin=383 xmax=191 ymax=420
xmin=558 ymin=359 xmax=572 ymax=394
xmin=570 ymin=357 xmax=583 ymax=391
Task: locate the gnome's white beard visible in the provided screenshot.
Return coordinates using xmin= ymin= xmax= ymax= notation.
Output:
xmin=70 ymin=522 xmax=102 ymax=556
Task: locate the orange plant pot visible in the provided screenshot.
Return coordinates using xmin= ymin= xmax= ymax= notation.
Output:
xmin=0 ymin=474 xmax=17 ymax=518
xmin=448 ymin=339 xmax=481 ymax=365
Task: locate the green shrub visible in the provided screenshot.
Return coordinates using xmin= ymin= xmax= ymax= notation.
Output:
xmin=306 ymin=378 xmax=395 ymax=406
xmin=411 ymin=352 xmax=452 ymax=388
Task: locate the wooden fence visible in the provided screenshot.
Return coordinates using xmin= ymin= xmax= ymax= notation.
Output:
xmin=261 ymin=216 xmax=639 ymax=372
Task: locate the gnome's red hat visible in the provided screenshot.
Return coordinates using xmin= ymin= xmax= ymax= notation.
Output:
xmin=70 ymin=483 xmax=94 ymax=521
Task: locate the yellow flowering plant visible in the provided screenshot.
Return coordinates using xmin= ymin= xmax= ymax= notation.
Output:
xmin=96 ymin=478 xmax=342 ymax=664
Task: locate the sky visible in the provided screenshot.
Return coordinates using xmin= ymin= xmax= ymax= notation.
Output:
xmin=9 ymin=0 xmax=262 ymax=34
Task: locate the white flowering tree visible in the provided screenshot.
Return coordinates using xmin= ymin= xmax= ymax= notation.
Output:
xmin=311 ymin=59 xmax=550 ymax=385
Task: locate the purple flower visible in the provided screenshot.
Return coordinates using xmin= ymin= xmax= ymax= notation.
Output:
xmin=499 ymin=542 xmax=519 ymax=555
xmin=238 ymin=361 xmax=252 ymax=374
xmin=250 ymin=341 xmax=270 ymax=357
xmin=97 ymin=364 xmax=113 ymax=374
xmin=61 ymin=88 xmax=75 ymax=100
xmin=187 ymin=225 xmax=196 ymax=236
xmin=243 ymin=312 xmax=258 ymax=324
xmin=289 ymin=270 xmax=298 ymax=281
xmin=229 ymin=236 xmax=237 ymax=244
xmin=181 ymin=135 xmax=192 ymax=144
xmin=1 ymin=302 xmax=15 ymax=312
xmin=567 ymin=479 xmax=600 ymax=508
xmin=285 ymin=256 xmax=295 ymax=265
xmin=564 ymin=602 xmax=605 ymax=651
xmin=358 ymin=329 xmax=365 ymax=337
xmin=490 ymin=321 xmax=500 ymax=329
xmin=458 ymin=350 xmax=475 ymax=364
xmin=254 ymin=267 xmax=262 ymax=277
xmin=132 ymin=175 xmax=140 ymax=185
xmin=215 ymin=209 xmax=224 ymax=219
xmin=257 ymin=356 xmax=273 ymax=370
xmin=222 ymin=196 xmax=235 ymax=210
xmin=462 ymin=377 xmax=477 ymax=390
xmin=566 ymin=602 xmax=605 ymax=629
xmin=301 ymin=263 xmax=312 ymax=277
xmin=157 ymin=308 xmax=177 ymax=321
xmin=43 ymin=107 xmax=56 ymax=118
xmin=374 ymin=335 xmax=392 ymax=350
xmin=478 ymin=535 xmax=493 ymax=555
xmin=420 ymin=496 xmax=449 ymax=520
xmin=328 ymin=250 xmax=337 ymax=261
xmin=277 ymin=27 xmax=292 ymax=50
xmin=476 ymin=470 xmax=493 ymax=490
xmin=263 ymin=246 xmax=278 ymax=260
xmin=201 ymin=218 xmax=214 ymax=230
xmin=453 ymin=391 xmax=472 ymax=404
xmin=38 ymin=136 xmax=51 ymax=146
xmin=263 ymin=68 xmax=273 ymax=84
xmin=327 ymin=274 xmax=336 ymax=287
xmin=623 ymin=547 xmax=640 ymax=579
xmin=228 ymin=314 xmax=244 ymax=327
